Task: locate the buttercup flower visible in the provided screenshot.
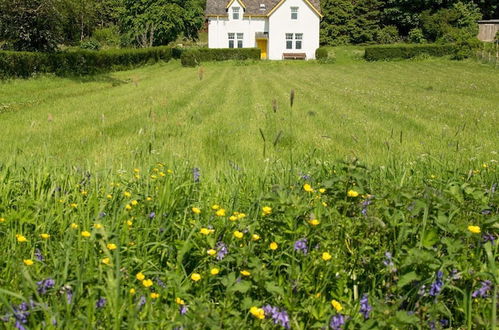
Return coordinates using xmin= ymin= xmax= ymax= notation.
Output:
xmin=192 ymin=207 xmax=201 ymax=214
xmin=191 ymin=273 xmax=201 ymax=281
xmin=303 ymin=183 xmax=314 ymax=192
xmin=215 ymin=209 xmax=226 ymax=217
xmin=468 ymin=225 xmax=481 ymax=234
xmin=308 ymin=219 xmax=320 ymax=226
xmin=211 ymin=204 xmax=220 ymax=210
xmin=322 ymin=252 xmax=332 ymax=261
xmin=207 ymin=249 xmax=217 ymax=256
xmin=129 ymin=288 xmax=136 ymax=295
xmin=233 ymin=231 xmax=244 ymax=239
xmin=107 ymin=243 xmax=117 ymax=250
xmin=70 ymin=223 xmax=79 ymax=229
xmin=150 ymin=293 xmax=160 ymax=299
xmin=81 ymin=231 xmax=91 ymax=238
xmin=23 ymin=259 xmax=34 ymax=266
xmin=240 ymin=270 xmax=251 ymax=276
xmin=200 ymin=228 xmax=214 ymax=235
xmin=101 ymin=258 xmax=111 ymax=265
xmin=250 ymin=306 xmax=265 ymax=319
xmin=16 ymin=234 xmax=27 ymax=243
xmin=40 ymin=233 xmax=50 ymax=239
xmin=347 ymin=190 xmax=359 ymax=197
xmin=175 ymin=297 xmax=185 ymax=305
xmin=142 ymin=279 xmax=153 ymax=287
xmin=210 ymin=268 xmax=220 ymax=275
xmin=331 ymin=300 xmax=343 ymax=312
xmin=269 ymin=242 xmax=278 ymax=250
xmin=252 ymin=234 xmax=261 ymax=241
xmin=136 ymin=272 xmax=145 ymax=281
xmin=262 ymin=206 xmax=272 ymax=216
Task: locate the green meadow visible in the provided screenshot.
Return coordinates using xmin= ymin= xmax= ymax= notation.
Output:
xmin=0 ymin=54 xmax=498 ymax=329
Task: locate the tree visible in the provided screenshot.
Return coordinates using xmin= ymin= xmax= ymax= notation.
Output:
xmin=0 ymin=0 xmax=63 ymax=51
xmin=351 ymin=0 xmax=383 ymax=44
xmin=320 ymin=0 xmax=355 ymax=45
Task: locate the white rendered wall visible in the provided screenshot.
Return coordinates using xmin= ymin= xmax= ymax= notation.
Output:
xmin=268 ymin=0 xmax=320 ymax=60
xmin=208 ymin=1 xmax=267 ymax=49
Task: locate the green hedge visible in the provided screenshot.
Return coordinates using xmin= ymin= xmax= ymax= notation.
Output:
xmin=364 ymin=44 xmax=457 ymax=61
xmin=0 ymin=46 xmax=173 ymax=78
xmin=315 ymin=47 xmax=336 ymax=63
xmin=180 ymin=48 xmax=260 ymax=67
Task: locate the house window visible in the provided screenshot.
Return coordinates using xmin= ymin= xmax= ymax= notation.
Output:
xmin=228 ymin=33 xmax=235 ymax=48
xmin=291 ymin=7 xmax=298 ymax=20
xmin=286 ymin=33 xmax=293 ymax=49
xmin=233 ymin=7 xmax=240 ymax=20
xmin=295 ymin=33 xmax=303 ymax=49
xmin=237 ymin=33 xmax=243 ymax=48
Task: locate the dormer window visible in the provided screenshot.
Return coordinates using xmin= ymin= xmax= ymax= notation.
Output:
xmin=232 ymin=7 xmax=240 ymax=20
xmin=259 ymin=4 xmax=266 ymax=11
xmin=291 ymin=7 xmax=298 ymax=20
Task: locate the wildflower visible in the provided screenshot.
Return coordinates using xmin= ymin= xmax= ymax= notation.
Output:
xmin=191 ymin=273 xmax=201 ymax=282
xmin=124 ymin=191 xmax=131 ymax=198
xmin=303 ymin=184 xmax=314 ymax=192
xmin=179 ymin=304 xmax=188 ymax=315
xmin=150 ymin=293 xmax=160 ymax=299
xmin=146 ymin=197 xmax=152 ymax=201
xmin=142 ymin=279 xmax=153 ymax=287
xmin=472 ymin=280 xmax=492 ymax=298
xmin=262 ymin=206 xmax=272 ymax=216
xmin=240 ymin=270 xmax=251 ymax=277
xmin=16 ymin=235 xmax=27 ymax=243
xmin=361 ymin=198 xmax=372 ymax=216
xmin=207 ymin=249 xmax=217 ymax=256
xmin=383 ymin=252 xmax=397 ymax=273
xmin=269 ymin=242 xmax=278 ymax=250
xmin=211 ymin=204 xmax=220 ymax=210
xmin=192 ymin=207 xmax=201 ymax=214
xmin=192 ymin=167 xmax=201 ymax=183
xmin=101 ymin=258 xmax=111 ymax=265
xmin=347 ymin=190 xmax=359 ymax=197
xmin=308 ymin=219 xmax=320 ymax=226
xmin=95 ymin=297 xmax=106 ymax=309
xmin=175 ymin=297 xmax=185 ymax=305
xmin=250 ymin=306 xmax=265 ymax=320
xmin=0 ymin=217 xmax=5 ymax=223
xmin=134 ymin=273 xmax=144 ymax=282
xmin=468 ymin=225 xmax=481 ymax=234
xmin=36 ymin=278 xmax=55 ymax=295
xmin=34 ymin=249 xmax=44 ymax=261
xmin=210 ymin=268 xmax=220 ymax=275
xmin=133 ymin=168 xmax=140 ymax=173
xmin=106 ymin=243 xmax=117 ymax=251
xmin=138 ymin=295 xmax=146 ymax=308
xmin=216 ymin=242 xmax=228 ymax=260
xmin=429 ymin=271 xmax=444 ymax=297
xmin=155 ymin=277 xmax=166 ymax=288
xmin=149 ymin=212 xmax=156 ymax=219
xmin=64 ymin=287 xmax=73 ymax=304
xmin=126 ymin=220 xmax=133 ymax=227
xmin=252 ymin=234 xmax=261 ymax=241
xmin=39 ymin=233 xmax=50 ymax=239
xmin=70 ymin=203 xmax=78 ymax=208
xmin=215 ymin=209 xmax=226 ymax=217
xmin=129 ymin=288 xmax=136 ymax=295
xmin=294 ymin=238 xmax=308 ymax=254
xmin=331 ymin=300 xmax=343 ymax=312
xmin=167 ymin=169 xmax=173 ymax=174
xmin=357 ymin=294 xmax=372 ymax=319
xmin=70 ymin=223 xmax=78 ymax=229
xmin=131 ymin=200 xmax=138 ymax=206
xmin=322 ymin=252 xmax=332 ymax=261
xmin=319 ymin=188 xmax=326 ymax=193
xmin=200 ymin=228 xmax=214 ymax=235
xmin=229 ymin=215 xmax=238 ymax=221
xmin=483 ymin=233 xmax=496 ymax=244
xmin=329 ymin=314 xmax=345 ymax=330
xmin=262 ymin=305 xmax=290 ymax=328
xmin=233 ymin=231 xmax=244 ymax=239
xmin=93 ymin=223 xmax=103 ymax=229
xmin=81 ymin=231 xmax=91 ymax=238
xmin=106 ymin=194 xmax=112 ymax=199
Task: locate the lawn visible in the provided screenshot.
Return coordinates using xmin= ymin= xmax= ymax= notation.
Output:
xmin=0 ymin=55 xmax=498 ymax=329
xmin=0 ymin=56 xmax=497 ymax=176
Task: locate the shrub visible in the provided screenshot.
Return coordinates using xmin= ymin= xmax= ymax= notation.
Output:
xmin=315 ymin=47 xmax=336 ymax=63
xmin=408 ymin=28 xmax=427 ymax=44
xmin=376 ymin=26 xmax=400 ymax=44
xmin=0 ymin=46 xmax=173 ymax=79
xmin=92 ymin=26 xmax=121 ymax=48
xmin=172 ymin=47 xmax=185 ymax=59
xmin=180 ymin=48 xmax=260 ymax=67
xmin=365 ymin=44 xmax=457 ymax=61
xmin=80 ymin=39 xmax=101 ymax=51
xmin=452 ymin=36 xmax=481 ymax=60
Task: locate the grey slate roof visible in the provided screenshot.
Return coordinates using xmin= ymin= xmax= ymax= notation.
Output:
xmin=206 ymin=0 xmax=321 ymax=16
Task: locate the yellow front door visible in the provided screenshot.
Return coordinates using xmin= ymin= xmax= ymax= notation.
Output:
xmin=256 ymin=39 xmax=267 ymax=59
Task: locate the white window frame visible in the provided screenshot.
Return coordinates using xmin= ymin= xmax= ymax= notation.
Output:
xmin=232 ymin=7 xmax=240 ymax=20
xmin=228 ymin=33 xmax=235 ymax=48
xmin=295 ymin=33 xmax=303 ymax=50
xmin=237 ymin=33 xmax=244 ymax=48
xmin=291 ymin=7 xmax=298 ymax=20
xmin=285 ymin=33 xmax=293 ymax=50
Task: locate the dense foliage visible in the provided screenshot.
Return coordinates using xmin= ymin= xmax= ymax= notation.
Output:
xmin=0 ymin=160 xmax=496 ymax=328
xmin=0 ymin=47 xmax=172 ymax=78
xmin=364 ymin=44 xmax=457 ymax=60
xmin=180 ymin=48 xmax=261 ymax=66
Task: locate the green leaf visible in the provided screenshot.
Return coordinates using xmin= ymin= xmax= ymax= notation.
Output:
xmin=422 ymin=229 xmax=439 ymax=248
xmin=397 ymin=271 xmax=420 ymax=288
xmin=395 ymin=311 xmax=418 ymax=324
xmin=265 ymin=282 xmax=285 ymax=296
xmin=228 ymin=281 xmax=251 ymax=293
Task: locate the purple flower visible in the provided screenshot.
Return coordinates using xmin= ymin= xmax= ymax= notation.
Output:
xmin=155 ymin=277 xmax=166 ymax=288
xmin=36 ymin=278 xmax=55 ymax=295
xmin=329 ymin=314 xmax=345 ymax=329
xmin=429 ymin=271 xmax=444 ymax=297
xmin=300 ymin=173 xmax=311 ymax=181
xmin=149 ymin=212 xmax=156 ymax=219
xmin=99 ymin=212 xmax=106 ymax=218
xmin=440 ymin=319 xmax=449 ymax=328
xmin=359 ymin=294 xmax=372 ymax=319
xmin=216 ymin=241 xmax=228 ymax=260
xmin=383 ymin=252 xmax=397 ymax=273
xmin=472 ymin=280 xmax=492 ymax=298
xmin=262 ymin=305 xmax=290 ymax=329
xmin=95 ymin=297 xmax=106 ymax=309
xmin=361 ymin=198 xmax=372 ymax=216
xmin=294 ymin=238 xmax=308 ymax=254
xmin=179 ymin=304 xmax=188 ymax=315
xmin=192 ymin=168 xmax=201 ymax=183
xmin=138 ymin=295 xmax=146 ymax=308
xmin=34 ymin=249 xmax=44 ymax=262
xmin=483 ymin=233 xmax=496 ymax=244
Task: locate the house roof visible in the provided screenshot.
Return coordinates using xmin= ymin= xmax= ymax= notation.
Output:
xmin=206 ymin=0 xmax=321 ymax=17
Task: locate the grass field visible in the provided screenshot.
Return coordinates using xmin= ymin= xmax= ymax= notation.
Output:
xmin=1 ymin=55 xmax=497 ymax=175
xmin=0 ymin=54 xmax=498 ymax=329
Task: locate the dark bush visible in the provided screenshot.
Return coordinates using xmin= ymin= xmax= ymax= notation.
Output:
xmin=315 ymin=47 xmax=336 ymax=64
xmin=376 ymin=26 xmax=400 ymax=44
xmin=80 ymin=39 xmax=101 ymax=51
xmin=364 ymin=44 xmax=457 ymax=61
xmin=315 ymin=47 xmax=328 ymax=60
xmin=172 ymin=47 xmax=185 ymax=59
xmin=180 ymin=48 xmax=260 ymax=66
xmin=452 ymin=36 xmax=481 ymax=60
xmin=0 ymin=46 xmax=173 ymax=79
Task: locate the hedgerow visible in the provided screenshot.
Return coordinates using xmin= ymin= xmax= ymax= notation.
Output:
xmin=0 ymin=46 xmax=173 ymax=78
xmin=180 ymin=48 xmax=260 ymax=67
xmin=364 ymin=44 xmax=457 ymax=61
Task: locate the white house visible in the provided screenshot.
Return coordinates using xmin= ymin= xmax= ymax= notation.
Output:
xmin=205 ymin=0 xmax=322 ymax=60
